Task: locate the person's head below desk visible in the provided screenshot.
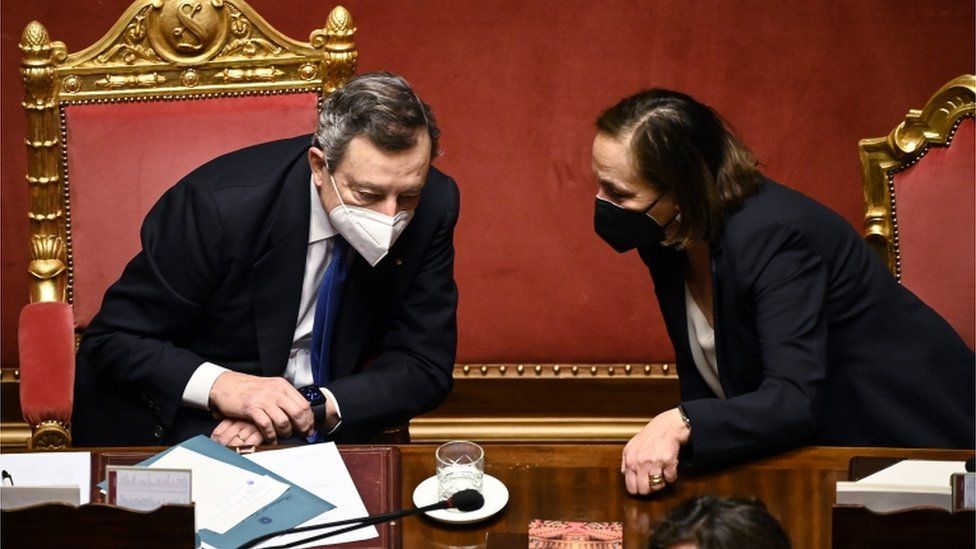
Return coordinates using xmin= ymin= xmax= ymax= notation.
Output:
xmin=648 ymin=496 xmax=791 ymax=549
xmin=73 ymin=72 xmax=461 ymax=447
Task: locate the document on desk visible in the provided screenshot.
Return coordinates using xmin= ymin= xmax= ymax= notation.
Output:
xmin=151 ymin=446 xmax=289 ymax=534
xmin=246 ymin=443 xmax=379 ymax=547
xmin=0 ymin=451 xmax=91 ymax=505
xmin=836 ymin=459 xmax=967 ymax=512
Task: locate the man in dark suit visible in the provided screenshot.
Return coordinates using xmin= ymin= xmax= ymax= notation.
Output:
xmin=74 ymin=72 xmax=459 ymax=446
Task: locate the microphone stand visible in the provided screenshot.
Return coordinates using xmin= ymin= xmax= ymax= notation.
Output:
xmin=237 ymin=499 xmax=450 ymax=549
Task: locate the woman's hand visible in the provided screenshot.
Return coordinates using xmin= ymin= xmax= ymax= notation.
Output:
xmin=621 ymin=407 xmax=691 ymax=495
xmin=211 ymin=418 xmax=269 ymax=448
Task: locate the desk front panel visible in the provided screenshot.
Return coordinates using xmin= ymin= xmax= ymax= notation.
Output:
xmin=397 ymin=444 xmax=973 ymax=549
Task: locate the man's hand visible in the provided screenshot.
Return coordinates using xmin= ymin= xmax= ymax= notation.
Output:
xmin=211 ymin=418 xmax=266 ymax=447
xmin=208 ymin=371 xmax=314 ymax=443
xmin=621 ymin=407 xmax=691 ymax=495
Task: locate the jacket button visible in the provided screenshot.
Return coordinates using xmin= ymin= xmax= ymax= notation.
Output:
xmin=153 ymin=425 xmax=165 ymax=439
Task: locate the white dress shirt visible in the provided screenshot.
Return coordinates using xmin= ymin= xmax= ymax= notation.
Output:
xmin=685 ymin=282 xmax=726 ymax=399
xmin=182 ymin=177 xmax=344 ymax=429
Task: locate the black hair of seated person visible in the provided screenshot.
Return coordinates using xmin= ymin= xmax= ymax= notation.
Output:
xmin=647 ymin=495 xmax=791 ymax=549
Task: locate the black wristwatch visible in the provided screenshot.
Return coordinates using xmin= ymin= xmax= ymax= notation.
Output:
xmin=297 ymin=385 xmax=327 ymax=428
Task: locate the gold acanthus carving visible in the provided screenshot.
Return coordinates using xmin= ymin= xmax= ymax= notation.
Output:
xmin=96 ymin=6 xmax=161 ymax=65
xmin=220 ymin=6 xmax=284 ymax=58
xmin=213 ymin=66 xmax=283 ymax=83
xmin=28 ymin=236 xmax=66 ymax=303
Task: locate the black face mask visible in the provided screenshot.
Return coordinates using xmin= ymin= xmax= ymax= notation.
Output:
xmin=594 ymin=195 xmax=677 ymax=252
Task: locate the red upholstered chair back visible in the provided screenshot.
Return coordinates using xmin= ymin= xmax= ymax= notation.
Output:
xmin=892 ymin=118 xmax=975 ymax=348
xmin=66 ymin=94 xmax=319 ymax=328
xmin=16 ymin=0 xmax=358 ymax=448
xmin=860 ymin=75 xmax=976 ymax=349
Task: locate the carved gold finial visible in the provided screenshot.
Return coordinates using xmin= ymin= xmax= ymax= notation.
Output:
xmin=21 ymin=21 xmax=50 ymax=50
xmin=313 ymin=5 xmax=357 ymax=93
xmin=19 ymin=21 xmax=67 ymax=64
xmin=326 ymin=6 xmax=355 ymax=35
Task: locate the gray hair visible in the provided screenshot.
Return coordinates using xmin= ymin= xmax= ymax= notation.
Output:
xmin=313 ymin=72 xmax=441 ymax=171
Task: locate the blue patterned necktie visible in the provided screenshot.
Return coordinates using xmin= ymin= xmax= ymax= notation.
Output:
xmin=310 ymin=236 xmax=350 ymax=386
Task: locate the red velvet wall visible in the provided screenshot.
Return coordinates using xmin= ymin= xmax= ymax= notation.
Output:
xmin=2 ymin=1 xmax=974 ymax=366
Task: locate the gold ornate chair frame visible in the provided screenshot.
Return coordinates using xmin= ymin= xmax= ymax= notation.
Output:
xmin=858 ymin=74 xmax=976 ymax=277
xmin=9 ymin=0 xmax=357 ymax=448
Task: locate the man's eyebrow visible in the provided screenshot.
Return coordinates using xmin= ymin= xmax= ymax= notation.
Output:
xmin=348 ymin=180 xmax=425 ymax=195
xmin=346 ymin=179 xmax=383 ymax=193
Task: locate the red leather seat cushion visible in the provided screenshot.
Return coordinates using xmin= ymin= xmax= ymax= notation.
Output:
xmin=893 ymin=118 xmax=975 ymax=349
xmin=19 ymin=302 xmax=75 ymax=425
xmin=65 ymin=93 xmax=319 ymax=329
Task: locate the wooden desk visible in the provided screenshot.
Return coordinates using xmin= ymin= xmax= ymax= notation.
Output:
xmin=396 ymin=444 xmax=974 ymax=549
xmin=7 ymin=444 xmax=971 ymax=548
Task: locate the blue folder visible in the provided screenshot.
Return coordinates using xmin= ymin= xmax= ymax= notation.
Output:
xmin=99 ymin=435 xmax=335 ymax=548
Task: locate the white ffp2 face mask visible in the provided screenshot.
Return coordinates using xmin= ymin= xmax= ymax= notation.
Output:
xmin=327 ymin=174 xmax=413 ymax=267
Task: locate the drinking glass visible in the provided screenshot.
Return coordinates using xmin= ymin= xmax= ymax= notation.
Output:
xmin=435 ymin=440 xmax=484 ymax=503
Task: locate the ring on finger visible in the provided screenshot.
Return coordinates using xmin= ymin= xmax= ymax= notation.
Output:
xmin=649 ymin=473 xmax=665 ymax=485
xmin=235 ymin=433 xmax=248 ymax=444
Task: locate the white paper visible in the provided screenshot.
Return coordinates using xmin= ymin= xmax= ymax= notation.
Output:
xmin=245 ymin=443 xmax=379 ymax=547
xmin=0 ymin=452 xmax=91 ymax=505
xmin=151 ymin=447 xmax=288 ymax=534
xmin=111 ymin=467 xmax=192 ymax=510
xmin=835 ymin=459 xmax=967 ymax=512
xmin=857 ymin=459 xmax=966 ymax=490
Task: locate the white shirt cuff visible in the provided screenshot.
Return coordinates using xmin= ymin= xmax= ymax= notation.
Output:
xmin=320 ymin=387 xmax=343 ymax=434
xmin=182 ymin=362 xmax=230 ymax=410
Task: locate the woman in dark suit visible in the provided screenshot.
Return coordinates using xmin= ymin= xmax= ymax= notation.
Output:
xmin=591 ymin=89 xmax=974 ymax=496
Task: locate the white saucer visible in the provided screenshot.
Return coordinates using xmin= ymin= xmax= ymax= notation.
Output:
xmin=412 ymin=474 xmax=509 ymax=524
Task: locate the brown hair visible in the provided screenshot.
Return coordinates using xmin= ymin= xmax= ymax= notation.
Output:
xmin=596 ymin=89 xmax=761 ymax=248
xmin=648 ymin=496 xmax=792 ymax=549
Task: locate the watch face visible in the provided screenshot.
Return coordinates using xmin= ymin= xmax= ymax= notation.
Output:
xmin=299 ymin=385 xmax=326 ymax=406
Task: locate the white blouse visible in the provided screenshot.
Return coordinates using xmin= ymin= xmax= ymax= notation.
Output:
xmin=684 ymin=282 xmax=726 ymax=399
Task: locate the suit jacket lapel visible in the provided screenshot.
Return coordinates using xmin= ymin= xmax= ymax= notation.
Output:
xmin=250 ymin=157 xmax=311 ymax=377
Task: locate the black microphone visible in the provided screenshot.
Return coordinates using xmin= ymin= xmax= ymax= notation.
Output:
xmin=238 ymin=489 xmax=485 ymax=549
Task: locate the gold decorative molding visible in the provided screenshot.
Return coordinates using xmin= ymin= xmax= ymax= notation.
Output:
xmin=21 ymin=22 xmax=68 ymax=305
xmin=859 ymin=74 xmax=976 ymax=276
xmin=29 ymin=420 xmax=71 ymax=450
xmin=37 ymin=1 xmax=356 ymax=102
xmin=452 ymin=363 xmax=678 ymax=379
xmin=0 ymin=422 xmax=32 ymax=449
xmin=409 ymin=417 xmax=650 ymax=443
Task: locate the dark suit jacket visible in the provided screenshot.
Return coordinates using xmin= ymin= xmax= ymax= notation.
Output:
xmin=73 ymin=135 xmax=460 ymax=446
xmin=639 ymin=179 xmax=974 ymax=467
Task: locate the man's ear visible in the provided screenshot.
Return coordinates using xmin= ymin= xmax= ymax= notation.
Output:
xmin=308 ymin=147 xmax=327 ymax=188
